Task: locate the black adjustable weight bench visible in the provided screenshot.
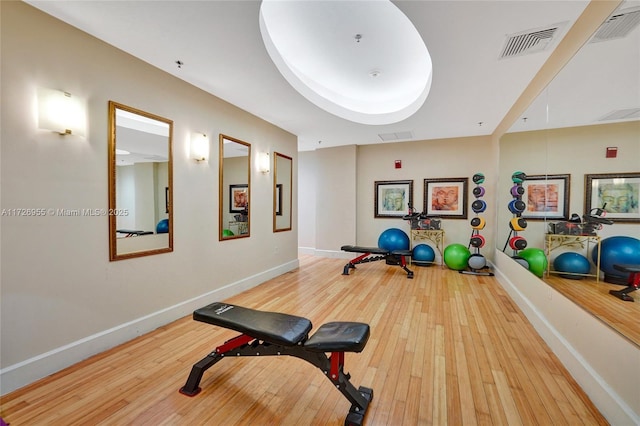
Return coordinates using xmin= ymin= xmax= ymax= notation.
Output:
xmin=180 ymin=302 xmax=374 ymax=426
xmin=341 ymin=245 xmax=414 ymax=278
xmin=609 ymin=264 xmax=640 ymax=302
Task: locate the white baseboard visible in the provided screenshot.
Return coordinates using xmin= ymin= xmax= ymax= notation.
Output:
xmin=0 ymin=259 xmax=299 ymax=396
xmin=492 ymin=258 xmax=639 ymax=425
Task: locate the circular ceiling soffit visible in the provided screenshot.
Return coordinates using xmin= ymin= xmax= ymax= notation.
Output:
xmin=259 ymin=0 xmax=432 ymax=125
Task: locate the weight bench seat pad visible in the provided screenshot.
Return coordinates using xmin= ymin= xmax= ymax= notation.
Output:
xmin=341 ymin=245 xmax=412 ymax=256
xmin=193 ymin=302 xmax=312 ymax=347
xmin=304 ymin=322 xmax=370 ymax=353
xmin=341 ymin=245 xmax=388 ymax=255
xmin=613 ymin=264 xmax=640 ymax=273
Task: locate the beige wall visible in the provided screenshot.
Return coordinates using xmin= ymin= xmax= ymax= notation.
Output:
xmin=1 ymin=1 xmax=298 ymax=393
xmin=300 ymin=136 xmax=496 ymax=260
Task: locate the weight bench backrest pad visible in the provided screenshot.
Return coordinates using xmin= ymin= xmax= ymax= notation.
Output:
xmin=193 ymin=302 xmax=313 ymax=346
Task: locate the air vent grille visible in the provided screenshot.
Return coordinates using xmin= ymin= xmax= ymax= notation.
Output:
xmin=597 ymin=108 xmax=640 ymax=122
xmin=590 ymin=6 xmax=640 ymax=43
xmin=499 ymin=24 xmax=564 ymax=59
xmin=378 ymin=131 xmax=413 ymax=142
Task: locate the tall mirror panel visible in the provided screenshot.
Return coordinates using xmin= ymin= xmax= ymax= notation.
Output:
xmin=108 ymin=101 xmax=173 ymax=260
xmin=273 ymin=152 xmax=293 ymax=232
xmin=219 ymin=134 xmax=251 ymax=240
xmin=498 ymin=3 xmax=640 ymax=346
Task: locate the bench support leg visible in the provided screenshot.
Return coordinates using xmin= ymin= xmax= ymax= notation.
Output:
xmin=180 ymin=334 xmax=373 ymax=425
xmin=609 ymin=267 xmax=640 ymax=302
xmin=342 ymin=252 xmax=413 ymax=279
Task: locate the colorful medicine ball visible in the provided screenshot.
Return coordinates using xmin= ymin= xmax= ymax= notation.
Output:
xmin=510 ymin=185 xmax=525 ymax=197
xmin=378 ymin=228 xmax=410 ymax=252
xmin=512 ymin=171 xmax=526 ymax=183
xmin=470 ymin=234 xmax=485 ymax=248
xmin=508 ymin=199 xmax=526 ymax=214
xmin=473 ymin=186 xmax=485 ymax=197
xmin=470 ymin=217 xmax=486 ymax=230
xmin=444 ymin=244 xmax=471 ymax=271
xmin=509 ymin=217 xmax=527 ymax=231
xmin=472 ymin=199 xmax=487 ymax=213
xmin=472 ymin=173 xmax=485 ymax=184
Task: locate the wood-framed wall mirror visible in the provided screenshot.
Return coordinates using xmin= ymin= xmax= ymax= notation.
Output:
xmin=219 ymin=134 xmax=251 ymax=240
xmin=273 ymin=152 xmax=293 ymax=232
xmin=108 ymin=101 xmax=173 ymax=261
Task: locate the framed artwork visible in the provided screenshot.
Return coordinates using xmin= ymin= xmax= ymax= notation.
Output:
xmin=374 ymin=180 xmax=413 ymax=218
xmin=423 ymin=177 xmax=468 ymax=219
xmin=229 ymin=184 xmax=248 ymax=213
xmin=585 ymin=172 xmax=640 ymax=223
xmin=275 ymin=184 xmax=283 ymax=216
xmin=521 ymin=174 xmax=570 ymax=220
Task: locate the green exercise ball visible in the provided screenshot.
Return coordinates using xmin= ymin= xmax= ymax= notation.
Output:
xmin=222 ymin=229 xmax=235 ymax=237
xmin=444 ymin=244 xmax=471 ymax=271
xmin=518 ymin=248 xmax=548 ymax=278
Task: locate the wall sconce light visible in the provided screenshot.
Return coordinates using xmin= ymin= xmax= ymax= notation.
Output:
xmin=259 ymin=151 xmax=270 ymax=174
xmin=37 ymin=87 xmax=86 ymax=136
xmin=190 ymin=132 xmax=209 ymax=162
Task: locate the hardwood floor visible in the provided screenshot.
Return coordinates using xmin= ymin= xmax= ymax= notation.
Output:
xmin=543 ymin=274 xmax=640 ymax=348
xmin=1 ymin=256 xmax=608 ymax=425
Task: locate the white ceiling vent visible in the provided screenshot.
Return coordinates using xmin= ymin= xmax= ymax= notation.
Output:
xmin=590 ymin=6 xmax=640 ymax=43
xmin=378 ymin=131 xmax=413 ymax=142
xmin=499 ymin=23 xmax=565 ymax=59
xmin=597 ymin=108 xmax=640 ymax=122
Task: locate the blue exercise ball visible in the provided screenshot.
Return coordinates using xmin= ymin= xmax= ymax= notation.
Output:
xmin=378 ymin=228 xmax=410 ymax=252
xmin=592 ymin=236 xmax=640 ymax=283
xmin=156 ymin=218 xmax=169 ymax=234
xmin=412 ymin=244 xmax=435 ymax=265
xmin=553 ymin=252 xmax=591 ymax=280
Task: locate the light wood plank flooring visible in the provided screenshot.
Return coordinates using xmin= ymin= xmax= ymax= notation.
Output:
xmin=543 ymin=274 xmax=640 ymax=347
xmin=1 ymin=256 xmax=607 ymax=425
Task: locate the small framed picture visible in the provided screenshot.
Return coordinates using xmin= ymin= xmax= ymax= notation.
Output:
xmin=521 ymin=174 xmax=570 ymax=220
xmin=585 ymin=172 xmax=640 ymax=223
xmin=374 ymin=180 xmax=413 ymax=218
xmin=229 ymin=184 xmax=248 ymax=213
xmin=423 ymin=177 xmax=468 ymax=219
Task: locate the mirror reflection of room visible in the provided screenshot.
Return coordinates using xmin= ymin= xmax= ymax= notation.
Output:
xmin=498 ymin=3 xmax=640 ymax=347
xmin=108 ymin=101 xmax=173 ymax=260
xmin=219 ymin=134 xmax=251 ymax=240
xmin=274 ymin=152 xmax=292 ymax=232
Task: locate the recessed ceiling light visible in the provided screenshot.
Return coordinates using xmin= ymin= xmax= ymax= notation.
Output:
xmin=259 ymin=0 xmax=432 ymax=125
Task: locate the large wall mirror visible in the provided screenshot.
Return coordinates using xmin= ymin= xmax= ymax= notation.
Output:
xmin=498 ymin=2 xmax=640 ymax=346
xmin=108 ymin=101 xmax=173 ymax=260
xmin=273 ymin=152 xmax=293 ymax=232
xmin=219 ymin=134 xmax=251 ymax=240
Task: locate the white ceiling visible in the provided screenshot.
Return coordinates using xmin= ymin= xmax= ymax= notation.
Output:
xmin=26 ymin=1 xmax=638 ymax=151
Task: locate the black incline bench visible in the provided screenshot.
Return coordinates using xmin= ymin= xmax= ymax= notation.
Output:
xmin=180 ymin=302 xmax=374 ymax=426
xmin=341 ymin=245 xmax=414 ymax=278
xmin=609 ymin=264 xmax=640 ymax=302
